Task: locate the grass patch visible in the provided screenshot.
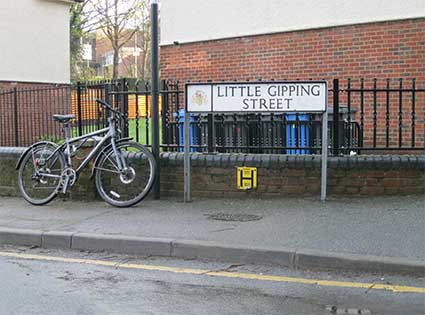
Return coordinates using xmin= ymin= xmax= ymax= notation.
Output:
xmin=71 ymin=119 xmax=163 ymax=146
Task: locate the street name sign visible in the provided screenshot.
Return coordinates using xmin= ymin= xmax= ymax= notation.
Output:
xmin=184 ymin=81 xmax=328 ymax=203
xmin=186 ymin=81 xmax=327 ymax=113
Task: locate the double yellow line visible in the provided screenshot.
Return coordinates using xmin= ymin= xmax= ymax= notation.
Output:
xmin=1 ymin=251 xmax=424 ymax=294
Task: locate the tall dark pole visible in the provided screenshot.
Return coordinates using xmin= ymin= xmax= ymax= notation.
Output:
xmin=150 ymin=0 xmax=160 ymax=199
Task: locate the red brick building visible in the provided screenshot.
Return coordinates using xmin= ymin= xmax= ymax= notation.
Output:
xmin=161 ymin=19 xmax=424 ymax=84
xmin=159 ymin=0 xmax=425 ymax=150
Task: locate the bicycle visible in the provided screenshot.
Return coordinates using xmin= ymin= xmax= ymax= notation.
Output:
xmin=16 ymin=99 xmax=156 ymax=207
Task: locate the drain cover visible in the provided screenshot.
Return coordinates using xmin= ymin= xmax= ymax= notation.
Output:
xmin=206 ymin=213 xmax=263 ymax=222
xmin=326 ymin=306 xmax=372 ymax=315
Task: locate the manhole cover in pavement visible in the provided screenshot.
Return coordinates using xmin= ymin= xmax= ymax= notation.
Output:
xmin=326 ymin=306 xmax=372 ymax=315
xmin=206 ymin=213 xmax=263 ymax=222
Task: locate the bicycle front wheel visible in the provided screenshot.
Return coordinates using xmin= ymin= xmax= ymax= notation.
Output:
xmin=18 ymin=143 xmax=65 ymax=205
xmin=95 ymin=141 xmax=156 ymax=207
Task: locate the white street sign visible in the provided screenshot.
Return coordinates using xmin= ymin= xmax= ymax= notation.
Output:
xmin=187 ymin=82 xmax=327 ymax=113
xmin=184 ymin=80 xmax=329 ymax=203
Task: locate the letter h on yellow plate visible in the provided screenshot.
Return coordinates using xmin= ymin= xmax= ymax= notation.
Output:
xmin=237 ymin=167 xmax=257 ymax=190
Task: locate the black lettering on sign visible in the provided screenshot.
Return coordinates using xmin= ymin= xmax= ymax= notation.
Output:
xmin=301 ymin=85 xmax=310 ymax=96
xmin=240 ymin=169 xmax=254 ymax=188
xmin=311 ymin=84 xmax=320 ymax=96
xmin=289 ymin=85 xmax=296 ymax=96
xmin=217 ymin=86 xmax=224 ymax=97
xmin=255 ymin=86 xmax=261 ymax=97
xmin=247 ymin=86 xmax=255 ymax=97
xmin=276 ymin=98 xmax=283 ymax=109
xmin=238 ymin=86 xmax=247 ymax=97
xmin=268 ymin=85 xmax=276 ymax=97
xmin=285 ymin=98 xmax=293 ymax=109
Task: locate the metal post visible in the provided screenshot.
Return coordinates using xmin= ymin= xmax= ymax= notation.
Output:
xmin=184 ymin=110 xmax=191 ymax=202
xmin=13 ymin=87 xmax=19 ymax=147
xmin=332 ymin=79 xmax=339 ymax=155
xmin=207 ymin=113 xmax=214 ymax=152
xmin=76 ymin=82 xmax=83 ymax=136
xmin=121 ymin=78 xmax=129 ymax=138
xmin=321 ymin=107 xmax=328 ymax=202
xmin=151 ymin=0 xmax=160 ymax=199
xmin=160 ymin=80 xmax=167 ymax=145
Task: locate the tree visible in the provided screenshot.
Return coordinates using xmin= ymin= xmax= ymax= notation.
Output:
xmin=70 ymin=1 xmax=99 ymax=81
xmin=70 ymin=2 xmax=85 ymax=82
xmin=89 ymin=0 xmax=146 ymax=80
xmin=136 ymin=4 xmax=151 ymax=80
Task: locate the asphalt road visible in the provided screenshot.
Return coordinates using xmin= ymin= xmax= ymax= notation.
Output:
xmin=0 ymin=246 xmax=424 ymax=315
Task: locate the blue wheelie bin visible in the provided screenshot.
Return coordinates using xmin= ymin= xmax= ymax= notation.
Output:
xmin=285 ymin=113 xmax=310 ymax=154
xmin=176 ymin=109 xmax=198 ymax=152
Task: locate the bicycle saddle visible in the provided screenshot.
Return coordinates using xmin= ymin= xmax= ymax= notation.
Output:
xmin=53 ymin=114 xmax=75 ymax=123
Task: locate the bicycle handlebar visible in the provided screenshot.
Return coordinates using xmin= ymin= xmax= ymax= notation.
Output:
xmin=95 ymin=99 xmax=123 ymax=117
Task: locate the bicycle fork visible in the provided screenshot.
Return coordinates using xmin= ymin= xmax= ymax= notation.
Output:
xmin=111 ymin=138 xmax=128 ymax=172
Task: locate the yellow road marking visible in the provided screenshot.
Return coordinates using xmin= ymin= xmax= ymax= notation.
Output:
xmin=0 ymin=251 xmax=424 ymax=294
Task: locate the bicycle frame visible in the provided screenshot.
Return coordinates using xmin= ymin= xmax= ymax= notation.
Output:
xmin=65 ymin=127 xmax=112 ymax=175
xmin=41 ymin=116 xmax=126 ymax=179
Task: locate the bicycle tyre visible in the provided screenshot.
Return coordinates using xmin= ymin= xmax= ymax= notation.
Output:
xmin=18 ymin=142 xmax=66 ymax=205
xmin=94 ymin=141 xmax=156 ymax=207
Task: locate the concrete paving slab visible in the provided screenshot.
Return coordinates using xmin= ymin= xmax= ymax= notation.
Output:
xmin=0 ymin=196 xmax=423 ymax=265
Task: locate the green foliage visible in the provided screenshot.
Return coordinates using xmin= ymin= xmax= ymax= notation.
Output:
xmin=70 ymin=3 xmax=84 ymax=82
xmin=70 ymin=3 xmax=98 ymax=82
xmin=69 ymin=3 xmax=83 ymax=82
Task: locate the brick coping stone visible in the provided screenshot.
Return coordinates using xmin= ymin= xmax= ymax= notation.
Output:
xmin=1 ymin=147 xmax=423 ymax=170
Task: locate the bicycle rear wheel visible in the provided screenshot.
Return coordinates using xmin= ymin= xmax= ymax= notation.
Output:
xmin=18 ymin=143 xmax=65 ymax=205
xmin=94 ymin=141 xmax=156 ymax=207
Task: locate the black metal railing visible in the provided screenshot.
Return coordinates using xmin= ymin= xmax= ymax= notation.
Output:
xmin=0 ymin=78 xmax=423 ymax=154
xmin=0 ymin=85 xmax=72 ymax=146
xmin=332 ymin=78 xmax=424 ymax=154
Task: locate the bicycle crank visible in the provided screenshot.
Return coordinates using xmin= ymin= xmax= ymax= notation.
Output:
xmin=58 ymin=168 xmax=77 ymax=194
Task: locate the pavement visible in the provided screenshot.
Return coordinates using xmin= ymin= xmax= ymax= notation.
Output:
xmin=0 ymin=195 xmax=424 ymax=275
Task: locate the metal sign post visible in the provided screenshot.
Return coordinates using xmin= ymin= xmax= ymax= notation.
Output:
xmin=321 ymin=107 xmax=328 ymax=201
xmin=150 ymin=0 xmax=160 ymax=199
xmin=184 ymin=109 xmax=191 ymax=202
xmin=184 ymin=81 xmax=328 ymax=202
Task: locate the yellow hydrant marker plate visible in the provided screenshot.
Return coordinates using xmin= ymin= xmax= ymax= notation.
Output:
xmin=237 ymin=167 xmax=257 ymax=190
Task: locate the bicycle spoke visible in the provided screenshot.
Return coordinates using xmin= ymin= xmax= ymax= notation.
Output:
xmin=102 ymin=151 xmax=119 ymax=171
xmin=94 ymin=167 xmax=120 ymax=174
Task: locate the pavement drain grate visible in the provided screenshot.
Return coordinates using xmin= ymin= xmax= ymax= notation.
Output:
xmin=205 ymin=213 xmax=263 ymax=222
xmin=326 ymin=306 xmax=372 ymax=315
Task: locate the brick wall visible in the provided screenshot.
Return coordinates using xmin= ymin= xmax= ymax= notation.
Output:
xmin=160 ymin=18 xmax=425 ymax=150
xmin=160 ymin=19 xmax=425 ymax=83
xmin=160 ymin=153 xmax=425 ymax=198
xmin=1 ymin=148 xmax=423 ymax=199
